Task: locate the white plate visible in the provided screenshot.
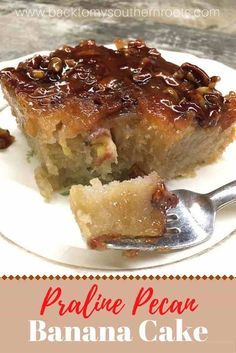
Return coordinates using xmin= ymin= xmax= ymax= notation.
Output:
xmin=0 ymin=47 xmax=236 ymax=271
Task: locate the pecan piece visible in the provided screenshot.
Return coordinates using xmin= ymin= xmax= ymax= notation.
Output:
xmin=48 ymin=57 xmax=63 ymax=73
xmin=175 ymin=63 xmax=210 ymax=87
xmin=0 ymin=128 xmax=15 ymax=149
xmin=31 ymin=69 xmax=45 ymax=80
xmin=152 ymin=182 xmax=178 ymax=211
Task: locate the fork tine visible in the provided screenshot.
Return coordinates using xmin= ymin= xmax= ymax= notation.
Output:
xmin=166 ymin=218 xmax=179 ymax=226
xmin=166 ymin=212 xmax=179 ymax=228
xmin=166 ymin=213 xmax=178 ymax=220
xmin=165 ymin=227 xmax=180 ymax=236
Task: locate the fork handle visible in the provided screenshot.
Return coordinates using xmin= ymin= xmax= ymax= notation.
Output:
xmin=207 ymin=180 xmax=236 ymax=210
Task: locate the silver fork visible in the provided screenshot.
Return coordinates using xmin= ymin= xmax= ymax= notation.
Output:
xmin=105 ymin=180 xmax=236 ymax=251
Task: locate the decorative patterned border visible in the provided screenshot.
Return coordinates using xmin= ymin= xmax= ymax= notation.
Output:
xmin=0 ymin=275 xmax=235 ymax=280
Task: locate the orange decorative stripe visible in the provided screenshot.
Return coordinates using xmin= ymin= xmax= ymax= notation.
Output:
xmin=0 ymin=275 xmax=235 ymax=280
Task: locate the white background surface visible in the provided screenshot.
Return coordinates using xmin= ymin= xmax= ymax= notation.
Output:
xmin=0 ymin=231 xmax=235 ymax=276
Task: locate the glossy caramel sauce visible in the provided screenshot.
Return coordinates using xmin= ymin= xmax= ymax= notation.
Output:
xmin=0 ymin=39 xmax=234 ymax=128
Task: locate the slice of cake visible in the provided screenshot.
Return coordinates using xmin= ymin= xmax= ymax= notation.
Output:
xmin=0 ymin=39 xmax=235 ymax=198
xmin=70 ymin=172 xmax=178 ymax=249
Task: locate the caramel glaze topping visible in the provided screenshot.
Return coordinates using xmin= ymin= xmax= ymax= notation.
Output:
xmin=0 ymin=39 xmax=235 ymax=129
xmin=0 ymin=128 xmax=15 ymax=149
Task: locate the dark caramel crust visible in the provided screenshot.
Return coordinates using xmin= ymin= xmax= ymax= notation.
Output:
xmin=0 ymin=39 xmax=236 ymax=131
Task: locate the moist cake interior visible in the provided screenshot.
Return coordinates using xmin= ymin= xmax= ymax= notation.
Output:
xmin=70 ymin=172 xmax=178 ymax=247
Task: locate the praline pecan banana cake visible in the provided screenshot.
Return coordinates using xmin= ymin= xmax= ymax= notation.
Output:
xmin=0 ymin=39 xmax=235 ymax=198
xmin=70 ymin=172 xmax=178 ymax=248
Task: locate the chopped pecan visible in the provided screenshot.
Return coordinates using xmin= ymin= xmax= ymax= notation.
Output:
xmin=31 ymin=69 xmax=45 ymax=80
xmin=152 ymin=182 xmax=178 ymax=211
xmin=48 ymin=57 xmax=63 ymax=73
xmin=175 ymin=63 xmax=210 ymax=87
xmin=128 ymin=39 xmax=146 ymax=49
